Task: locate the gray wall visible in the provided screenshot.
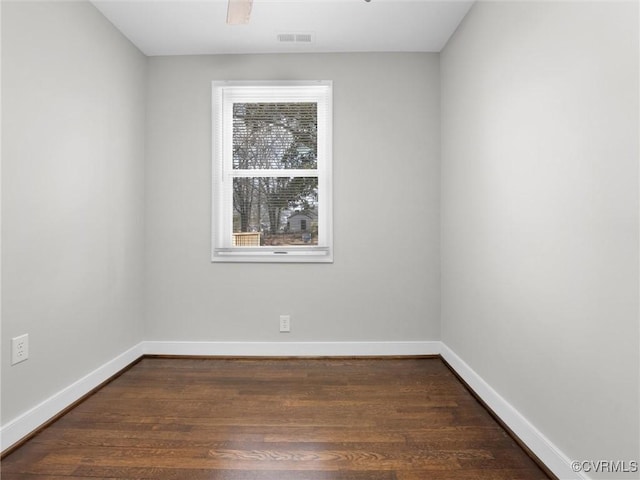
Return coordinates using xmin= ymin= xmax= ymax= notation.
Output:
xmin=145 ymin=53 xmax=441 ymax=342
xmin=1 ymin=1 xmax=146 ymax=422
xmin=441 ymin=1 xmax=639 ymax=476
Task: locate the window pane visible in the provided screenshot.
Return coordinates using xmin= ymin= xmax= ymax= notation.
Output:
xmin=233 ymin=103 xmax=317 ymax=170
xmin=232 ymin=177 xmax=318 ymax=246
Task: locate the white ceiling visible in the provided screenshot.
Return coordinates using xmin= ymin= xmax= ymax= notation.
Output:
xmin=91 ymin=0 xmax=475 ymax=56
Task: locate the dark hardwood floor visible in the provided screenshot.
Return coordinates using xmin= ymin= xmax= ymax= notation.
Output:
xmin=1 ymin=357 xmax=551 ymax=479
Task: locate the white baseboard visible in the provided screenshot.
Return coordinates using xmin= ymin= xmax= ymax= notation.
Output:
xmin=0 ymin=342 xmax=144 ymax=453
xmin=1 ymin=339 xmax=581 ymax=480
xmin=439 ymin=344 xmax=587 ymax=480
xmin=142 ymin=340 xmax=442 ymax=357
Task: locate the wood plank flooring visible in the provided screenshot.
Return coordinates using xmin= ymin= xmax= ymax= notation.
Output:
xmin=1 ymin=357 xmax=551 ymax=479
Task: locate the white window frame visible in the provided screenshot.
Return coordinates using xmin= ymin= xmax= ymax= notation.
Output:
xmin=211 ymin=80 xmax=333 ymax=263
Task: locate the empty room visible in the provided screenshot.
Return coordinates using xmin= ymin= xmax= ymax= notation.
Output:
xmin=1 ymin=0 xmax=638 ymax=479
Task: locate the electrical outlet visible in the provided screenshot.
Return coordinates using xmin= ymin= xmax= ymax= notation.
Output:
xmin=11 ymin=334 xmax=29 ymax=365
xmin=279 ymin=315 xmax=291 ymax=333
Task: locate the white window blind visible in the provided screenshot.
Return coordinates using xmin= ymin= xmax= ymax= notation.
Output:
xmin=212 ymin=81 xmax=333 ymax=263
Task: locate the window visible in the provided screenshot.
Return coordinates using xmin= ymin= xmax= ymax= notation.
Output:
xmin=212 ymin=81 xmax=333 ymax=263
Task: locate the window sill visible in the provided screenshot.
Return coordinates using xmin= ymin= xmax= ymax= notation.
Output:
xmin=212 ymin=247 xmax=333 ymax=263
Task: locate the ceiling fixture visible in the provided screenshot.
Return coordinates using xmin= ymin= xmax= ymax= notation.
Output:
xmin=227 ymin=0 xmax=253 ymax=25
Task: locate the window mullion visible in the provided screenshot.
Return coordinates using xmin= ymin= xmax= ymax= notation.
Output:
xmin=229 ymin=169 xmax=319 ymax=178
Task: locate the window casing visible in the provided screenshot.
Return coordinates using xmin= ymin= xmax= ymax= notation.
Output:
xmin=212 ymin=81 xmax=333 ymax=263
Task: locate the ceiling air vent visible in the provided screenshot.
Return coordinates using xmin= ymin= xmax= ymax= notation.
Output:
xmin=295 ymin=33 xmax=313 ymax=43
xmin=277 ymin=32 xmax=315 ymax=44
xmin=277 ymin=33 xmax=296 ymax=43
